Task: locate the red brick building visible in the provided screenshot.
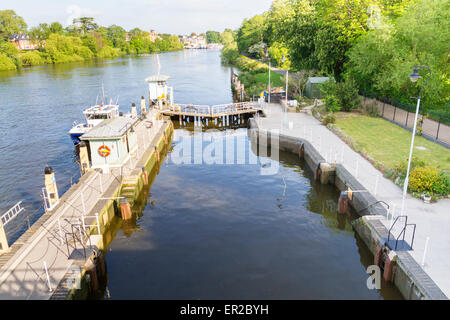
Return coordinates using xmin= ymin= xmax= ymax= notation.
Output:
xmin=9 ymin=33 xmax=41 ymax=50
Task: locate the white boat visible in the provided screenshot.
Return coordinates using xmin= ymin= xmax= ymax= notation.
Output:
xmin=69 ymin=103 xmax=120 ymax=145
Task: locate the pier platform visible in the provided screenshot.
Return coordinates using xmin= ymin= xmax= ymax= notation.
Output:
xmin=161 ymin=102 xmax=262 ymax=119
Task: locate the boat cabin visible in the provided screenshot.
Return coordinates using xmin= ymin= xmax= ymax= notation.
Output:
xmin=83 ymin=104 xmax=120 ymax=127
xmin=145 ymin=75 xmax=173 ymax=108
xmin=80 ymin=116 xmax=139 ymax=172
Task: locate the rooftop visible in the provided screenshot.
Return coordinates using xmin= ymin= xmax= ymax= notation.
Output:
xmin=145 ymin=75 xmax=170 ymax=83
xmin=83 ymin=104 xmax=119 ymax=115
xmin=81 ymin=116 xmax=138 ymax=140
xmin=9 ymin=33 xmax=31 ymax=41
xmin=307 ymin=77 xmax=330 ymax=84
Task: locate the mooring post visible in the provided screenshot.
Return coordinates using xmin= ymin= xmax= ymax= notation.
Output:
xmin=79 ymin=141 xmax=90 ymax=175
xmin=140 ymin=96 xmax=147 ymax=115
xmin=44 ymin=166 xmax=59 ymax=209
xmin=120 ymin=198 xmax=132 ymax=220
xmin=0 ymin=221 xmax=9 ymax=253
xmin=131 ymin=103 xmax=137 ymax=118
xmin=141 ymin=166 xmax=148 ymax=186
xmin=337 ymin=191 xmax=349 ymax=214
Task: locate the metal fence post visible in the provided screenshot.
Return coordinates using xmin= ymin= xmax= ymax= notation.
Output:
xmin=436 ymin=117 xmax=441 ymax=140
xmin=80 ymin=191 xmax=86 ymax=214
xmin=393 ymin=106 xmax=396 ymax=121
xmin=43 ymin=261 xmax=52 ymax=292
xmin=95 ymin=212 xmax=101 ymax=234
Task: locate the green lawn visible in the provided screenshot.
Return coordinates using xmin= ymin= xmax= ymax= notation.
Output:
xmin=254 ymin=70 xmax=285 ymax=88
xmin=335 ymin=114 xmax=450 ymax=171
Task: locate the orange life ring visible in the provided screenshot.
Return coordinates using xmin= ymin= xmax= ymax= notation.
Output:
xmin=98 ymin=145 xmax=111 ymax=157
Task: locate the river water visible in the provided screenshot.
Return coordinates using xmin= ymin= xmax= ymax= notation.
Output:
xmin=0 ymin=50 xmax=402 ymax=299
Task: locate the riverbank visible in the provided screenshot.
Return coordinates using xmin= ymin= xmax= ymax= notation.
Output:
xmin=252 ymin=103 xmax=449 ymax=299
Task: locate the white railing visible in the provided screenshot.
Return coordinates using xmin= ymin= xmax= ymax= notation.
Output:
xmin=165 ymin=102 xmax=260 ymax=116
xmin=211 ymin=102 xmax=259 ymax=115
xmin=170 ymin=104 xmax=210 ymax=115
xmin=1 ymin=201 xmax=24 ymax=226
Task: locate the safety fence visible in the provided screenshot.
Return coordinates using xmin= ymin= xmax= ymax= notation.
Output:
xmin=361 ymin=95 xmax=450 ymax=146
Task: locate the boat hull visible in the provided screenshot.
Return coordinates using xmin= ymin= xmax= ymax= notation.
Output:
xmin=70 ymin=133 xmax=83 ymax=145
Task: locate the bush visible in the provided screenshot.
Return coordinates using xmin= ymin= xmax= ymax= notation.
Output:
xmin=320 ymin=78 xmax=361 ymax=112
xmin=364 ymin=102 xmax=380 ymax=117
xmin=325 ymin=95 xmax=340 ymax=113
xmin=0 ymin=53 xmax=17 ymax=70
xmin=409 ymin=167 xmax=440 ymax=193
xmin=432 ymin=173 xmax=450 ymax=196
xmin=322 ymin=113 xmax=336 ymax=125
xmin=19 ymin=51 xmax=45 ymax=66
xmin=75 ymin=46 xmax=94 ymax=59
xmin=97 ymin=46 xmax=119 ymax=59
xmin=335 ymin=79 xmax=361 ymax=111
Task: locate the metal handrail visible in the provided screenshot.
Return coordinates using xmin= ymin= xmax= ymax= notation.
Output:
xmin=387 ymin=215 xmax=417 ymax=250
xmin=388 ymin=215 xmax=407 ymax=243
xmin=357 ymin=200 xmax=390 ymax=215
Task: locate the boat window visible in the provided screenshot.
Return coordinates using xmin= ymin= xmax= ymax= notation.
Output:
xmin=87 ymin=114 xmax=108 ymax=120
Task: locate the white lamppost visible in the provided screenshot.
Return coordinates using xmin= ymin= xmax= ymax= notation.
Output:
xmin=281 ymin=54 xmax=289 ymax=128
xmin=265 ymin=49 xmax=271 ymax=104
xmin=401 ymin=65 xmax=431 ymax=211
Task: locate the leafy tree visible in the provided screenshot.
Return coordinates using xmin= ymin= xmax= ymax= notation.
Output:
xmin=20 ymin=51 xmax=45 ymax=66
xmin=0 ymin=10 xmax=27 ymax=40
xmin=236 ymin=15 xmax=265 ymax=55
xmin=346 ymin=0 xmax=449 ymax=109
xmin=0 ymin=53 xmax=16 ymax=70
xmin=106 ymin=25 xmax=126 ymax=48
xmin=49 ymin=22 xmax=63 ymax=34
xmin=268 ymin=42 xmax=290 ymax=68
xmin=73 ymin=17 xmax=98 ymax=35
xmin=206 ymin=31 xmax=221 ymax=43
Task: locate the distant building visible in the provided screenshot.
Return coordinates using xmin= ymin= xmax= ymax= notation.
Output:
xmin=305 ymin=77 xmax=330 ymax=99
xmin=125 ymin=33 xmax=131 ymax=42
xmin=148 ymin=29 xmax=162 ymax=42
xmin=9 ymin=33 xmax=41 ymax=50
xmin=181 ymin=34 xmax=207 ymax=49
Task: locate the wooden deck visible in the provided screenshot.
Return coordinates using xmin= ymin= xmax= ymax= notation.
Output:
xmin=161 ymin=102 xmax=261 ymax=118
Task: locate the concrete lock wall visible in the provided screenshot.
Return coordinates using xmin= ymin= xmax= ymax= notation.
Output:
xmin=248 ymin=118 xmax=447 ymax=300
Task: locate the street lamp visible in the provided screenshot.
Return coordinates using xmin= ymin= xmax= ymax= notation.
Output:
xmin=264 ymin=49 xmax=271 ymax=104
xmin=281 ymin=54 xmax=288 ymax=108
xmin=402 ymin=64 xmax=431 ymax=211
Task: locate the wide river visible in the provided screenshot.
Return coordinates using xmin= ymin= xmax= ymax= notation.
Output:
xmin=0 ymin=50 xmax=402 ymax=299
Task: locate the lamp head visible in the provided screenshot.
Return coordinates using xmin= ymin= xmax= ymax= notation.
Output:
xmin=409 ymin=66 xmax=421 ymax=83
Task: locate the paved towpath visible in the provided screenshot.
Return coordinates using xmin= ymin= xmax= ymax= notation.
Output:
xmin=257 ymin=103 xmax=450 ymax=298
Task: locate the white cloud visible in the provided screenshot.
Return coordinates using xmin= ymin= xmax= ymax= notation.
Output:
xmin=65 ymin=4 xmax=102 ymax=26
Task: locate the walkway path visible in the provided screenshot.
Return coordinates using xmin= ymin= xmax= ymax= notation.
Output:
xmin=258 ymin=103 xmax=450 ymax=298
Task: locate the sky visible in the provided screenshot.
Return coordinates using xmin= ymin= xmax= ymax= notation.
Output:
xmin=6 ymin=0 xmax=273 ymax=34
